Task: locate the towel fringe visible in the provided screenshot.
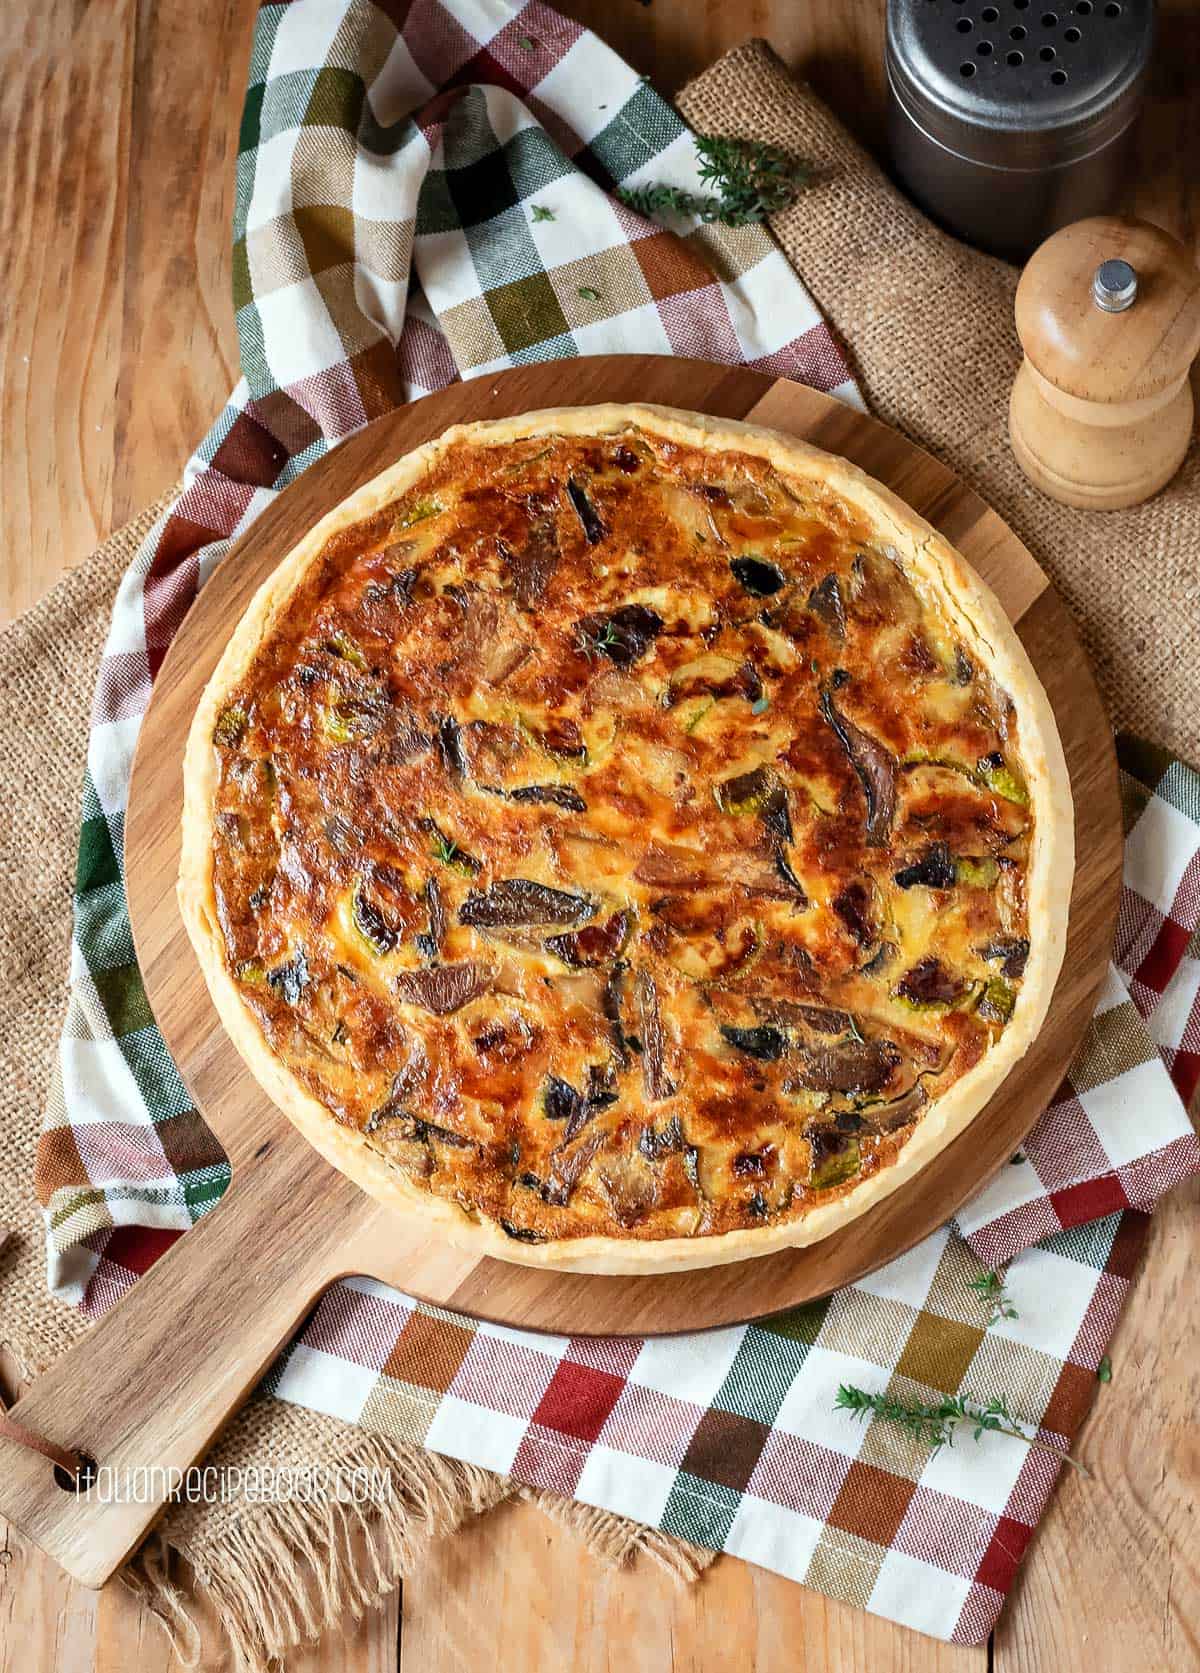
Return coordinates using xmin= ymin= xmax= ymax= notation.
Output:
xmin=123 ymin=1431 xmax=708 ymax=1670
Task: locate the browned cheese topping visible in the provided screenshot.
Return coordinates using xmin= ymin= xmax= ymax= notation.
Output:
xmin=209 ymin=428 xmax=1033 ymax=1245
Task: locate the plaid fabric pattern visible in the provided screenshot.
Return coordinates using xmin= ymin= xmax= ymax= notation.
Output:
xmin=262 ymin=1208 xmax=1145 ymax=1642
xmin=38 ymin=0 xmax=853 ymax=1306
xmin=34 ymin=0 xmax=1200 ymax=1644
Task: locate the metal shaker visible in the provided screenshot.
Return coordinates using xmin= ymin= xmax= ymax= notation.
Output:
xmin=886 ymin=0 xmax=1155 ymax=262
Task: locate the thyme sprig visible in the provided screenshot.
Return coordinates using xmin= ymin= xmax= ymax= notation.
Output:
xmin=835 ymin=1385 xmax=1089 ymax=1475
xmin=968 ymin=1268 xmax=1019 ymax=1325
xmin=618 ymin=135 xmax=814 ymax=228
xmin=575 ymin=621 xmax=619 ymax=661
xmin=431 ymin=834 xmax=462 ymax=866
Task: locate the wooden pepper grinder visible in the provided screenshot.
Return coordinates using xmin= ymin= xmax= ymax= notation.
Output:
xmin=1009 ymin=216 xmax=1200 ymax=511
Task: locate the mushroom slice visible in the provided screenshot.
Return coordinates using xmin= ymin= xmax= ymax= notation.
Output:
xmin=979 ymin=936 xmax=1029 ymax=979
xmin=634 ymin=841 xmax=796 ymax=900
xmin=819 ymin=679 xmax=898 ymax=846
xmin=500 ymin=514 xmax=560 ymax=609
xmin=415 ymin=877 xmax=445 ymax=960
xmin=596 ymin=1150 xmax=660 ymax=1227
xmin=752 ymin=998 xmax=857 ymax=1037
xmin=895 ymin=957 xmax=967 ymax=1009
xmin=507 ymin=784 xmax=587 ymax=812
xmin=544 ymin=1129 xmax=604 ymax=1207
xmin=719 ymin=1024 xmax=789 ymax=1061
xmin=575 ymin=604 xmax=662 ymax=668
xmin=459 ymin=879 xmax=597 ymax=929
xmin=434 ymin=712 xmax=470 ymax=780
xmin=863 ymin=1081 xmax=928 ymax=1133
xmin=894 ymin=843 xmax=957 ymax=890
xmin=635 ymin=969 xmax=676 ymax=1101
xmin=566 ymin=478 xmax=606 ymax=545
xmin=266 ymin=947 xmax=309 ymax=1006
xmin=392 ymin=961 xmax=494 ymax=1015
xmin=545 ymin=911 xmax=632 ymax=969
xmin=730 ymin=556 xmax=786 ymax=596
xmin=789 ymin=1037 xmax=902 ymax=1096
xmin=807 ymin=573 xmax=846 ymax=639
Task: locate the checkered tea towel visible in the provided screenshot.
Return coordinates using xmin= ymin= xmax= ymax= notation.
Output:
xmin=35 ymin=0 xmax=1200 ymax=1645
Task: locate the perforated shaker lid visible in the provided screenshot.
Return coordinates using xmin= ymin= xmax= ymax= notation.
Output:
xmin=886 ymin=0 xmax=1154 ymax=168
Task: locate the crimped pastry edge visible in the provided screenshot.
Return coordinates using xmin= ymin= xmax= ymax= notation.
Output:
xmin=178 ymin=403 xmax=1074 ymax=1275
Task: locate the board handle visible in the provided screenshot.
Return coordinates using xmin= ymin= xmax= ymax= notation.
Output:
xmin=0 ymin=1127 xmax=370 ymax=1588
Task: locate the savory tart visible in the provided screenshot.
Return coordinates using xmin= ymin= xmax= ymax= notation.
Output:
xmin=179 ymin=404 xmax=1072 ymax=1273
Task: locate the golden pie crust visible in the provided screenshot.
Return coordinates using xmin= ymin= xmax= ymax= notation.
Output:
xmin=179 ymin=405 xmax=1073 ymax=1273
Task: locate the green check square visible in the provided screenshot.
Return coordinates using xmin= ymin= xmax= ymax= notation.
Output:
xmin=759 ymin=1297 xmax=831 ymax=1348
xmin=73 ymin=882 xmax=136 ymax=971
xmin=92 ymin=961 xmax=154 ymax=1038
xmin=239 ymin=80 xmax=265 ymax=155
xmin=182 ymin=1165 xmax=232 ymax=1218
xmin=485 ymin=270 xmax=570 ymax=355
xmin=1118 ymin=768 xmax=1154 ymax=837
xmin=509 ymin=332 xmax=578 ymax=368
xmin=660 ymin=1471 xmax=740 ymax=1550
xmin=504 ymin=128 xmax=574 ymax=200
xmin=465 ymin=204 xmax=541 ymax=289
xmin=716 ymin=1326 xmax=809 ymax=1423
xmin=77 ymin=813 xmax=120 ymax=894
xmin=1157 ymin=759 xmax=1200 ymax=823
xmin=248 ymin=2 xmax=287 ymax=84
xmin=233 ymin=150 xmax=258 ymax=242
xmin=118 ymin=1028 xmax=196 ymax=1121
xmin=1038 ymin=1212 xmax=1121 ymax=1272
xmin=1116 ymin=734 xmax=1175 ymax=799
xmin=416 ymin=168 xmax=460 ymax=237
xmin=258 ymin=1347 xmax=294 ymax=1398
xmin=236 ymin=301 xmax=271 ymax=399
xmin=360 ymin=100 xmax=416 ymax=160
xmin=442 ymin=84 xmax=501 ymax=171
xmin=588 ymin=82 xmax=684 ymax=184
xmin=259 ymin=70 xmax=322 ymax=146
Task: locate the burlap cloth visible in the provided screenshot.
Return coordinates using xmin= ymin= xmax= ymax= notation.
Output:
xmin=1 ymin=37 xmax=1195 ymax=1668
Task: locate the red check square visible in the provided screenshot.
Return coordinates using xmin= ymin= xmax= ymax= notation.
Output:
xmin=1050 ymin=1175 xmax=1129 ymax=1228
xmin=1135 ymin=914 xmax=1190 ymax=997
xmin=975 ymin=1515 xmax=1032 ymax=1593
xmin=532 ymin=1360 xmax=625 ymax=1444
xmin=103 ymin=1225 xmax=183 ymax=1275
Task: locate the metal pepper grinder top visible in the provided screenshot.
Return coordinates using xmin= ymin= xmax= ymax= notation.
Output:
xmin=1008 ymin=215 xmax=1200 ymax=510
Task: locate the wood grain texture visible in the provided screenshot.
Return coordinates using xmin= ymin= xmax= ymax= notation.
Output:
xmin=560 ymin=0 xmax=891 ymax=158
xmin=0 ymin=0 xmax=1197 ymax=1668
xmin=0 ymin=1514 xmax=96 ymax=1673
xmin=0 ymin=1139 xmax=401 ymax=1588
xmin=0 ymin=0 xmax=251 ymax=625
xmin=993 ymin=1173 xmax=1200 ymax=1673
xmin=401 ymin=1496 xmax=988 ymax=1673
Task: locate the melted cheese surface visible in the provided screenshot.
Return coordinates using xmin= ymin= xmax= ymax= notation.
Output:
xmin=209 ymin=428 xmax=1033 ymax=1244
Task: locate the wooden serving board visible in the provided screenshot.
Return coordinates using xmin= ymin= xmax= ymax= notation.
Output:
xmin=0 ymin=356 xmax=1121 ymax=1588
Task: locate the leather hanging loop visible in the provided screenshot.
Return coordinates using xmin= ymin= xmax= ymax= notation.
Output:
xmin=0 ymin=1403 xmax=85 ymax=1480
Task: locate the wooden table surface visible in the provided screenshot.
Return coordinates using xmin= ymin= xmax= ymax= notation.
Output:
xmin=1 ymin=2 xmax=1197 ymax=1669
